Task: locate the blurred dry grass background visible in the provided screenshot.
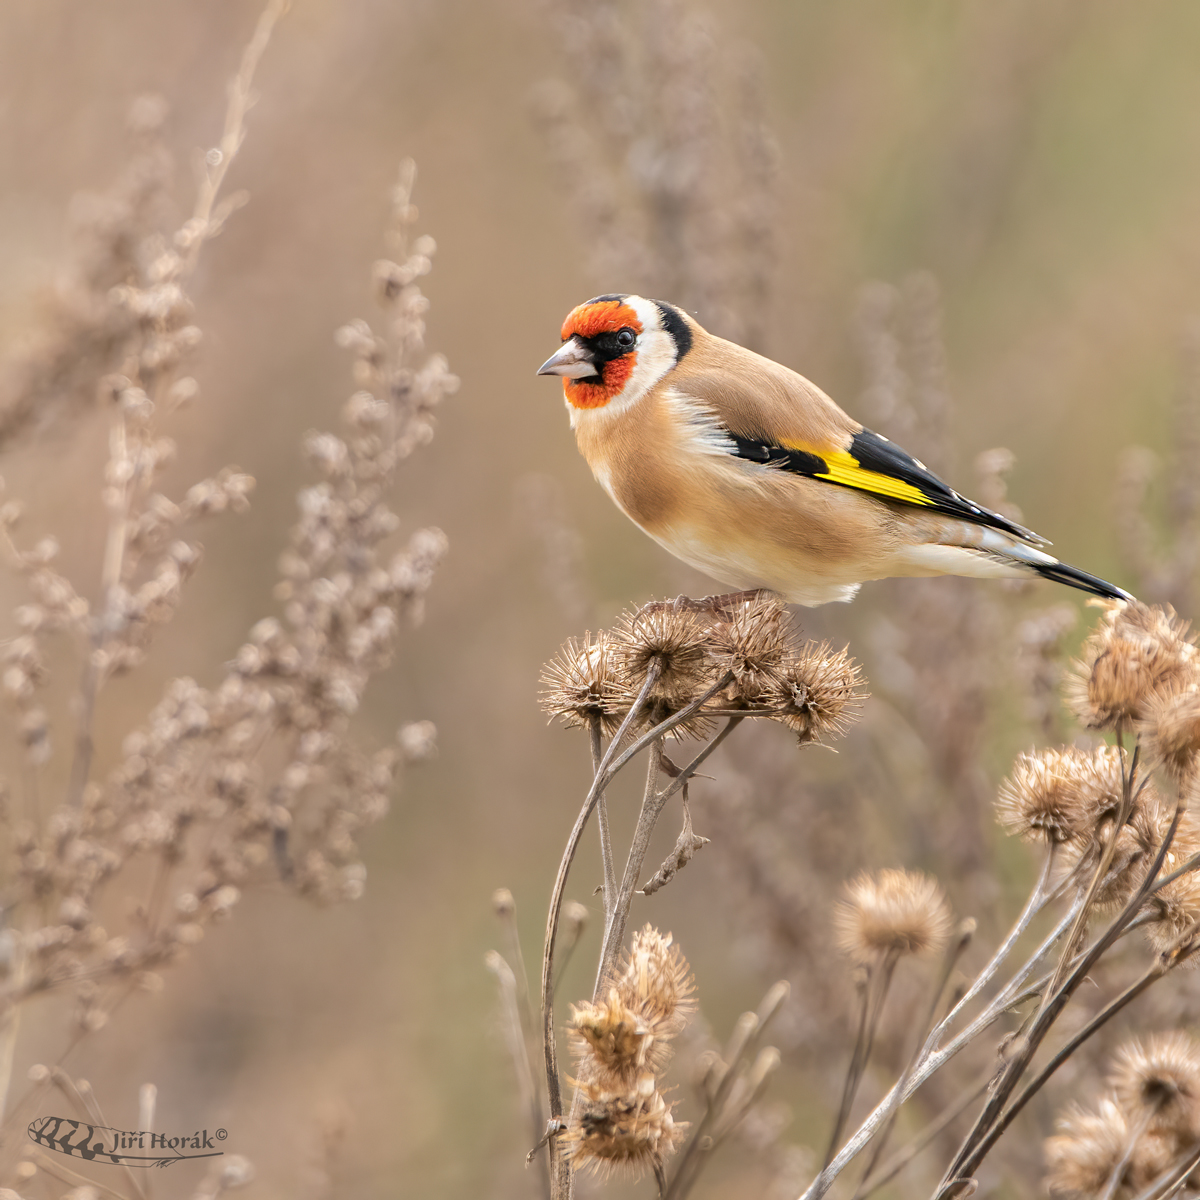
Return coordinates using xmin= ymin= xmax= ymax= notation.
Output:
xmin=4 ymin=1 xmax=1200 ymax=1196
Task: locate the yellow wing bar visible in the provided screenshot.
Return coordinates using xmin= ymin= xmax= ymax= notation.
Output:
xmin=780 ymin=442 xmax=934 ymax=507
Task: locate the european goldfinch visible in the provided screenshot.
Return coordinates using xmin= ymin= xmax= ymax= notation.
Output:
xmin=537 ymin=293 xmax=1132 ymax=607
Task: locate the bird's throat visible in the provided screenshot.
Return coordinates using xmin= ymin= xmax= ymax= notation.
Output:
xmin=563 ymin=353 xmax=635 ymax=409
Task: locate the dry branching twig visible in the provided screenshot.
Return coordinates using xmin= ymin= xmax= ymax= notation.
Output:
xmin=0 ymin=6 xmax=452 ymax=1192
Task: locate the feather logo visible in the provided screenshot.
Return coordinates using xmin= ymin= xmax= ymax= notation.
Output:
xmin=28 ymin=1115 xmax=227 ymax=1167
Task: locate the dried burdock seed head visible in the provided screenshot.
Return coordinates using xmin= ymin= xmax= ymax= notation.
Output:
xmin=1109 ymin=1032 xmax=1200 ymax=1140
xmin=1045 ymin=746 xmax=1166 ymax=906
xmin=613 ymin=925 xmax=696 ymax=1040
xmin=1044 ymin=1097 xmax=1129 ymax=1198
xmin=540 ymin=631 xmax=627 ymax=734
xmin=565 ymin=1072 xmax=686 ymax=1180
xmin=1129 ymin=1131 xmax=1190 ymax=1192
xmin=768 ymin=641 xmax=866 ymax=745
xmin=1068 ymin=601 xmax=1199 ymax=731
xmin=1040 ymin=745 xmax=1170 ymax=911
xmin=1089 ymin=798 xmax=1170 ymax=911
xmin=611 ymin=606 xmax=715 ymax=730
xmin=709 ymin=593 xmax=790 ymax=703
xmin=1140 ymin=686 xmax=1200 ymax=785
xmin=1143 ymin=809 xmax=1200 ymax=963
xmin=571 ymin=926 xmax=693 ymax=1089
xmin=1074 ymin=744 xmax=1138 ymax=831
xmin=835 ymin=868 xmax=952 ymax=963
xmin=570 ymin=992 xmax=654 ymax=1082
xmin=997 ymin=747 xmax=1104 ymax=845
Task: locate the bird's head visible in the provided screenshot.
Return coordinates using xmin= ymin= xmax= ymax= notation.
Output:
xmin=537 ymin=294 xmax=693 ymax=413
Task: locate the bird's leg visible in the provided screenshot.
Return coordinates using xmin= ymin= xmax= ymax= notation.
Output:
xmin=640 ymin=589 xmax=773 ymax=618
xmin=700 ymin=588 xmax=774 ymax=617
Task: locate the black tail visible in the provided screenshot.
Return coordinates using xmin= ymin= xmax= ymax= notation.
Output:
xmin=1029 ymin=559 xmax=1133 ymax=601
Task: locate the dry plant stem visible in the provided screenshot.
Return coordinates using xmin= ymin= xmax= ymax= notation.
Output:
xmin=676 ymin=979 xmax=788 ymax=1192
xmin=936 ymin=845 xmax=1056 ymax=1034
xmin=540 ymin=663 xmax=661 ymax=1199
xmin=80 ymin=1077 xmax=147 ymax=1200
xmin=596 ymin=669 xmax=736 ymax=799
xmin=593 ymin=710 xmax=742 ymax=998
xmin=821 ymin=949 xmax=900 ymax=1184
xmin=488 ymin=953 xmax=550 ymax=1200
xmin=857 ymin=1069 xmax=996 ymax=1199
xmin=139 ymin=1084 xmax=156 ymax=1200
xmin=852 ymin=927 xmax=974 ymax=1197
xmin=551 ymin=917 xmax=588 ymax=998
xmin=666 ymin=1008 xmax=764 ymax=1200
xmin=66 ymin=406 xmax=133 ymax=808
xmin=540 ymin=669 xmax=736 ymax=1195
xmin=1042 ymin=736 xmax=1138 ymax=1008
xmin=707 ymin=1047 xmax=781 ymax=1152
xmin=1099 ymin=1113 xmax=1153 ymax=1200
xmin=942 ymin=798 xmax=1188 ymax=1192
xmin=824 ymin=976 xmax=873 ymax=1173
xmin=63 ymin=0 xmax=288 ymax=813
xmin=1131 ymin=1140 xmax=1200 ymax=1200
xmin=31 ymin=1148 xmax=130 ymax=1200
xmin=654 ymin=1161 xmax=669 ymax=1198
xmin=800 ymin=895 xmax=1087 ymax=1199
xmin=963 ymin=918 xmax=1200 ymax=1184
xmin=1149 ymin=846 xmax=1200 ymax=893
xmin=0 ymin=986 xmax=21 ymax=1124
xmin=498 ymin=900 xmax=536 ymax=1042
xmin=589 ymin=715 xmax=616 ymax=921
xmin=182 ymin=0 xmax=290 ymax=276
xmin=596 ymin=738 xmax=664 ymax=993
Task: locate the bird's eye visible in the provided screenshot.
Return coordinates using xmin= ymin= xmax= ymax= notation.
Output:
xmin=617 ymin=328 xmax=636 ymax=349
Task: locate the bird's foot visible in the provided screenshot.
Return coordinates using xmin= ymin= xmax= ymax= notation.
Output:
xmin=638 ymin=589 xmax=774 ymax=619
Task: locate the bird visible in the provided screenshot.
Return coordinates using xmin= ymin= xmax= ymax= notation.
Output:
xmin=537 ymin=293 xmax=1133 ymax=607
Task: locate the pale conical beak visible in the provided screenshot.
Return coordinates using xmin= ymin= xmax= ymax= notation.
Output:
xmin=537 ymin=338 xmax=598 ymax=379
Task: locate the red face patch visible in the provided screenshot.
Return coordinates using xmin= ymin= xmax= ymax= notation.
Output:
xmin=560 ymin=298 xmax=642 ymax=409
xmin=564 ymin=354 xmax=636 ymax=409
xmin=561 ymin=298 xmax=643 ymax=341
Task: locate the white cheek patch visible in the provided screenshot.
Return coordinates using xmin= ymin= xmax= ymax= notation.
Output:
xmin=616 ymin=331 xmax=677 ymax=409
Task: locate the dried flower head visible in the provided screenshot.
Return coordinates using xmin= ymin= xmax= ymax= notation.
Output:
xmin=1143 ymin=810 xmax=1200 ymax=963
xmin=565 ymin=1072 xmax=686 ymax=1180
xmin=997 ymin=746 xmax=1117 ymax=845
xmin=1068 ymin=601 xmax=1199 ymax=731
xmin=569 ymin=927 xmax=694 ymax=1100
xmin=611 ymin=606 xmax=716 ymax=734
xmin=1140 ymin=686 xmax=1200 ymax=784
xmin=1090 ymin=796 xmax=1172 ymax=911
xmin=1128 ymin=1131 xmax=1190 ymax=1192
xmin=1042 ymin=760 xmax=1171 ymax=913
xmin=539 ymin=631 xmax=627 ymax=733
xmin=1044 ymin=1097 xmax=1129 ymax=1197
xmin=768 ymin=641 xmax=866 ymax=745
xmin=1110 ymin=1032 xmax=1200 ymax=1140
xmin=709 ymin=593 xmax=791 ymax=704
xmin=571 ymin=991 xmax=658 ymax=1082
xmin=835 ymin=868 xmax=952 ymax=963
xmin=613 ymin=925 xmax=696 ymax=1040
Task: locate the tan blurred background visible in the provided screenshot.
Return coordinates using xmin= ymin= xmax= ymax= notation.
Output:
xmin=2 ymin=1 xmax=1200 ymax=1196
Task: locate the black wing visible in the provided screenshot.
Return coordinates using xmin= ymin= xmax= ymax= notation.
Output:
xmin=729 ymin=426 xmax=1047 ymax=547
